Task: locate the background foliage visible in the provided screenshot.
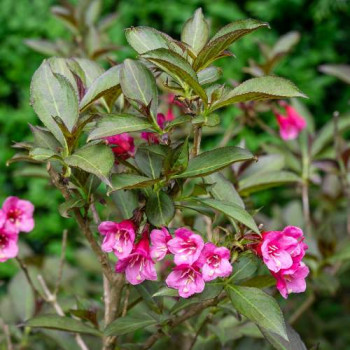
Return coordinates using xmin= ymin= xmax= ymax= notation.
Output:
xmin=1 ymin=0 xmax=350 ymax=348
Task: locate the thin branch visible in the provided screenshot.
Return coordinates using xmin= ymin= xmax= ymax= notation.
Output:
xmin=47 ymin=163 xmax=115 ymax=283
xmin=0 ymin=318 xmax=13 ymax=350
xmin=191 ymin=126 xmax=202 ymax=158
xmin=121 ymin=286 xmax=130 ymax=317
xmin=189 ymin=314 xmax=211 ymax=350
xmin=142 ymin=293 xmax=226 ymax=349
xmin=37 ymin=275 xmax=89 ymax=350
xmin=54 ymin=230 xmax=68 ymax=296
xmin=15 ymin=257 xmax=43 ymax=299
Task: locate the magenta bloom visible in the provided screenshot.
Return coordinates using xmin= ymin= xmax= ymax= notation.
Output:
xmin=275 ymin=105 xmax=306 ymax=140
xmin=166 ymin=263 xmax=205 ymax=298
xmin=259 ymin=226 xmax=307 ymax=273
xmin=273 ymin=262 xmax=310 ymax=299
xmin=98 ymin=220 xmax=135 ymax=259
xmin=0 ymin=227 xmax=19 ymax=262
xmin=115 ymin=232 xmax=157 ymax=285
xmin=105 ymin=133 xmax=135 ymax=161
xmin=197 ymin=243 xmax=232 ymax=281
xmin=1 ymin=196 xmax=34 ymax=234
xmin=150 ymin=227 xmax=172 ymax=261
xmin=167 ymin=228 xmax=204 ymax=265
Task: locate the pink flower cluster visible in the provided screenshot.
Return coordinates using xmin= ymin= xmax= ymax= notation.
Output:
xmin=255 ymin=226 xmax=309 ymax=298
xmin=105 ymin=134 xmax=135 ymax=163
xmin=98 ymin=222 xmax=232 ymax=298
xmin=274 ymin=103 xmax=306 ymax=140
xmin=0 ymin=197 xmax=34 ymax=262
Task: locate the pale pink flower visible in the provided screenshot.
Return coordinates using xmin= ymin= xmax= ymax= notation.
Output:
xmin=197 ymin=243 xmax=232 ymax=281
xmin=105 ymin=133 xmax=135 ymax=161
xmin=166 ymin=263 xmax=205 ymax=298
xmin=1 ymin=196 xmax=34 ymax=234
xmin=98 ymin=220 xmax=135 ymax=259
xmin=115 ymin=232 xmax=157 ymax=285
xmin=258 ymin=226 xmax=307 ymax=273
xmin=0 ymin=227 xmax=19 ymax=262
xmin=150 ymin=227 xmax=172 ymax=261
xmin=275 ymin=104 xmax=306 ymax=140
xmin=273 ymin=262 xmax=309 ymax=299
xmin=167 ymin=228 xmax=204 ymax=265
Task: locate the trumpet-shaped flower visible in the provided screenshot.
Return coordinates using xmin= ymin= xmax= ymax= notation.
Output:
xmin=275 ymin=104 xmax=306 ymax=140
xmin=166 ymin=263 xmax=205 ymax=298
xmin=105 ymin=133 xmax=135 ymax=161
xmin=272 ymin=262 xmax=309 ymax=299
xmin=98 ymin=220 xmax=135 ymax=259
xmin=1 ymin=196 xmax=34 ymax=234
xmin=115 ymin=232 xmax=157 ymax=285
xmin=167 ymin=228 xmax=204 ymax=265
xmin=150 ymin=227 xmax=172 ymax=261
xmin=197 ymin=243 xmax=232 ymax=281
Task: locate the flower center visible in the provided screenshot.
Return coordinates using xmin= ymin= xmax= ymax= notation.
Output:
xmin=179 ymin=240 xmax=197 ymax=256
xmin=129 ymin=254 xmax=146 ymax=281
xmin=7 ymin=209 xmax=22 ymax=224
xmin=268 ymin=244 xmax=280 ymax=256
xmin=115 ymin=229 xmax=130 ymax=252
xmin=207 ymin=254 xmax=220 ymax=268
xmin=181 ymin=268 xmax=195 ymax=293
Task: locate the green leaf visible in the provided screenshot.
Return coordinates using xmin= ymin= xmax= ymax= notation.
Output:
xmin=72 ymin=58 xmax=105 ymax=88
xmin=29 ymin=148 xmax=58 ymax=161
xmin=135 ymin=148 xmax=163 ymax=179
xmin=120 ymin=59 xmax=158 ymax=120
xmin=146 ymin=191 xmax=175 ymax=227
xmin=196 ymin=198 xmax=259 ymax=234
xmin=230 ymin=253 xmax=259 ymax=282
xmin=142 ymin=48 xmax=208 ymax=105
xmin=242 ymin=275 xmax=276 ymax=289
xmin=134 ymin=281 xmax=162 ymax=313
xmin=65 ymin=144 xmax=114 ymax=185
xmin=226 ymin=285 xmax=288 ymax=340
xmin=165 ymin=115 xmax=192 ymax=130
xmin=52 ymin=73 xmax=79 ymax=132
xmin=152 ymin=287 xmax=179 ymax=297
xmin=319 ymin=64 xmax=350 ymax=84
xmin=29 ymin=125 xmax=61 ymax=151
xmin=26 ymin=314 xmax=102 ymax=336
xmin=104 ymin=313 xmax=157 ymax=336
xmin=193 ymin=19 xmax=269 ymax=71
xmin=58 ymin=197 xmax=85 ymax=218
xmin=260 ymin=324 xmax=307 ymax=350
xmin=109 ymin=174 xmax=157 ymax=192
xmin=80 ymin=65 xmax=122 ymax=112
xmin=31 ymin=60 xmax=68 ymax=146
xmin=111 ymin=190 xmax=139 ymax=219
xmin=25 ymin=39 xmax=60 ymax=56
xmin=125 ymin=26 xmax=172 ymax=54
xmin=198 ymin=66 xmax=222 ymax=85
xmin=88 ymin=114 xmax=154 ymax=141
xmin=270 ymin=31 xmax=300 ymax=59
xmin=211 ymin=76 xmax=306 ymax=111
xmin=326 ymin=242 xmax=350 ymax=264
xmin=205 ymin=173 xmax=245 ymax=208
xmin=239 ymin=171 xmax=300 ymax=195
xmin=173 ymin=146 xmax=253 ymax=179
xmin=181 ymin=8 xmax=209 ymax=54
xmin=164 ymin=139 xmax=189 ymax=174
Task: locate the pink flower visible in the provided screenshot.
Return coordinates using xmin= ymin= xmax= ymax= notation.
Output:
xmin=197 ymin=243 xmax=232 ymax=281
xmin=0 ymin=227 xmax=19 ymax=262
xmin=150 ymin=227 xmax=172 ymax=261
xmin=258 ymin=226 xmax=307 ymax=273
xmin=105 ymin=133 xmax=135 ymax=161
xmin=272 ymin=262 xmax=309 ymax=299
xmin=98 ymin=220 xmax=135 ymax=259
xmin=168 ymin=93 xmax=184 ymax=108
xmin=275 ymin=104 xmax=306 ymax=140
xmin=1 ymin=196 xmax=34 ymax=234
xmin=167 ymin=228 xmax=204 ymax=265
xmin=115 ymin=232 xmax=157 ymax=285
xmin=166 ymin=263 xmax=205 ymax=298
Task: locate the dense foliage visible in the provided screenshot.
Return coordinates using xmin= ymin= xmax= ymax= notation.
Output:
xmin=1 ymin=1 xmax=350 ymax=349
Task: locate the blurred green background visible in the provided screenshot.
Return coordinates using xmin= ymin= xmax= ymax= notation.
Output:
xmin=0 ymin=0 xmax=350 ymax=347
